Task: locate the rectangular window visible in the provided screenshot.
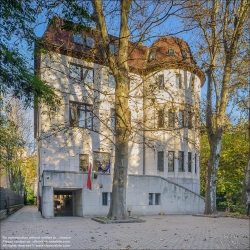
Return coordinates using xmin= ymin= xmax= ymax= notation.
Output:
xmin=149 ymin=193 xmax=153 ymax=205
xmin=168 ymin=151 xmax=174 ymax=172
xmin=93 ymin=152 xmax=110 ymax=172
xmin=102 ymin=192 xmax=111 ymax=206
xmin=178 ymin=110 xmax=184 ymax=127
xmin=86 ymin=36 xmax=95 ymax=48
xmin=108 ymin=74 xmax=116 ymax=88
xmin=69 ymin=102 xmax=93 ymax=129
xmin=109 ymin=43 xmax=118 ymax=55
xmin=82 ymin=67 xmax=94 ymax=83
xmin=195 ymin=154 xmax=197 ymax=173
xmin=178 ymin=151 xmax=184 ymax=172
xmin=155 ymin=193 xmax=161 ymax=205
xmin=190 ymin=74 xmax=195 ymax=92
xmin=158 ymin=109 xmax=164 ymax=128
xmin=158 ymin=75 xmax=164 ymax=89
xmin=188 ymin=152 xmax=192 ymax=172
xmin=168 ymin=110 xmax=175 ymax=127
xmin=110 ymin=109 xmax=116 ymax=131
xmin=73 ymin=33 xmax=84 ymax=45
xmin=188 ymin=110 xmax=193 ymax=128
xmin=69 ymin=64 xmax=81 ymax=80
xmin=102 ymin=193 xmax=108 ymax=205
xmin=176 ymin=74 xmax=182 ymax=88
xmin=157 ymin=151 xmax=164 ymax=172
xmin=79 ymin=154 xmax=89 ymax=172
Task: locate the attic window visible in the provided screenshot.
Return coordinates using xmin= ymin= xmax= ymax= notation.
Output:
xmin=109 ymin=43 xmax=118 ymax=55
xmin=149 ymin=52 xmax=156 ymax=61
xmin=86 ymin=37 xmax=95 ymax=48
xmin=73 ymin=33 xmax=84 ymax=45
xmin=168 ymin=49 xmax=175 ymax=55
xmin=182 ymin=50 xmax=188 ymax=58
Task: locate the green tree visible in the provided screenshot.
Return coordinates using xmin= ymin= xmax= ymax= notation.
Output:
xmin=183 ymin=0 xmax=250 ymax=214
xmin=200 ymin=121 xmax=249 ymax=212
xmin=0 ymin=0 xmax=59 ymax=107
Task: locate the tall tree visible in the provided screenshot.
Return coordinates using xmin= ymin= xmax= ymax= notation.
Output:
xmin=183 ymin=0 xmax=250 ymax=214
xmin=0 ymin=0 xmax=59 ymax=108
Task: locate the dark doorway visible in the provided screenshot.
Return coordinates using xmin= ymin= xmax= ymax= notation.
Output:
xmin=54 ymin=190 xmax=73 ymax=216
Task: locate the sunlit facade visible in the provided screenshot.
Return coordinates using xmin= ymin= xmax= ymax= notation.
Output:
xmin=35 ymin=18 xmax=205 ymax=217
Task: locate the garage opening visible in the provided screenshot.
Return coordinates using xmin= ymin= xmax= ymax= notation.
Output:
xmin=54 ymin=190 xmax=73 ymax=216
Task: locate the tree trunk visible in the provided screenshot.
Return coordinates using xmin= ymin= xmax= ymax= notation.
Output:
xmin=204 ymin=135 xmax=222 ymax=214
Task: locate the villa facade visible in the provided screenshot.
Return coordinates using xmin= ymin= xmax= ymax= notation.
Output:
xmin=35 ymin=18 xmax=205 ymax=218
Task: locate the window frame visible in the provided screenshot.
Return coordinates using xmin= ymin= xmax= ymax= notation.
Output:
xmin=109 ymin=43 xmax=118 ymax=55
xmin=73 ymin=33 xmax=84 ymax=45
xmin=182 ymin=50 xmax=188 ymax=58
xmin=69 ymin=101 xmax=93 ymax=129
xmin=108 ymin=73 xmax=116 ymax=88
xmin=155 ymin=193 xmax=161 ymax=205
xmin=82 ymin=67 xmax=94 ymax=83
xmin=85 ymin=36 xmax=95 ymax=48
xmin=79 ymin=154 xmax=89 ymax=172
xmin=168 ymin=48 xmax=175 ymax=55
xmin=187 ymin=110 xmax=193 ymax=129
xmin=168 ymin=110 xmax=175 ymax=127
xmin=178 ymin=110 xmax=184 ymax=128
xmin=149 ymin=51 xmax=156 ymax=61
xmin=158 ymin=109 xmax=164 ymax=128
xmin=188 ymin=152 xmax=192 ymax=172
xmin=69 ymin=63 xmax=82 ymax=81
xmin=110 ymin=109 xmax=116 ymax=131
xmin=102 ymin=192 xmax=111 ymax=206
xmin=158 ymin=74 xmax=164 ymax=89
xmin=178 ymin=151 xmax=184 ymax=172
xmin=157 ymin=151 xmax=164 ymax=172
xmin=93 ymin=152 xmax=110 ymax=173
xmin=176 ymin=74 xmax=182 ymax=89
xmin=168 ymin=151 xmax=175 ymax=172
xmin=149 ymin=193 xmax=154 ymax=205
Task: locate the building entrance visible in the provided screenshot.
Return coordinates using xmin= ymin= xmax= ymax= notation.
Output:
xmin=54 ymin=190 xmax=73 ymax=216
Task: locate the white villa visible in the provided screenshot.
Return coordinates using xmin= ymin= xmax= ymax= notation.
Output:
xmin=35 ymin=18 xmax=205 ymax=218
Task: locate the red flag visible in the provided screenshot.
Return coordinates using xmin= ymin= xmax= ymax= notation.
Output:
xmin=87 ymin=163 xmax=92 ymax=190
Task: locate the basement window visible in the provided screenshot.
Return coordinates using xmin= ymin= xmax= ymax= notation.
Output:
xmin=149 ymin=193 xmax=161 ymax=205
xmin=102 ymin=192 xmax=111 ymax=206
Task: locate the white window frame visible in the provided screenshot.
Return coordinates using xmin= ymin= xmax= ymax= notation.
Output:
xmin=69 ymin=63 xmax=82 ymax=80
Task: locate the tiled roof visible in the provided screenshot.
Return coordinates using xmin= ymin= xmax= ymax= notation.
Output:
xmin=41 ymin=18 xmax=205 ymax=84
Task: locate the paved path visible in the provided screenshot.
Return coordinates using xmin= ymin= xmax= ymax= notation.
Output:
xmin=0 ymin=206 xmax=249 ymax=249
